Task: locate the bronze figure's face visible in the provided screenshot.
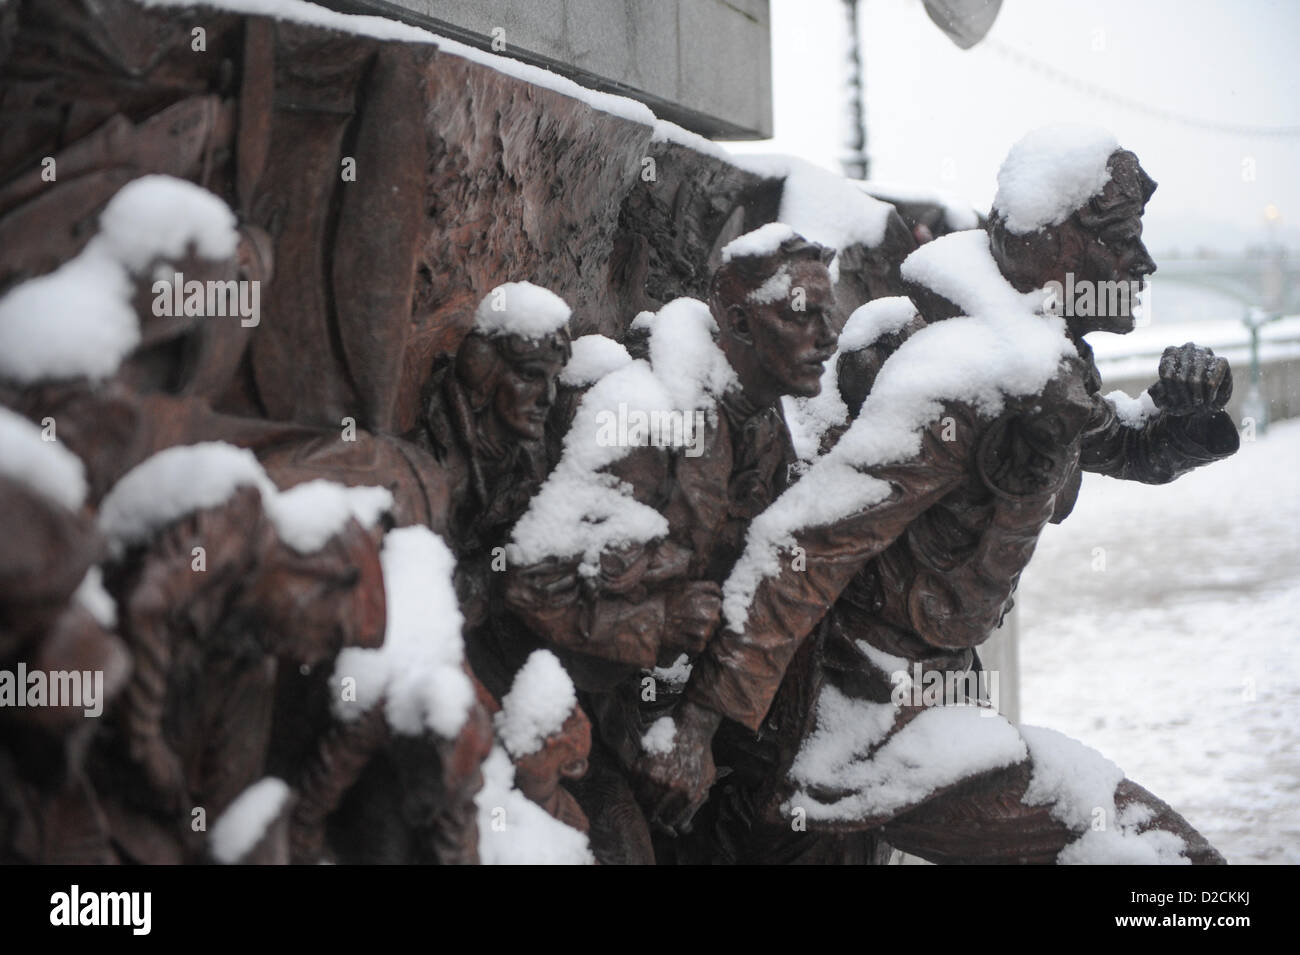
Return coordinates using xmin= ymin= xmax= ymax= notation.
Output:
xmin=750 ymin=259 xmax=838 ymax=398
xmin=492 ymin=339 xmax=568 ymax=441
xmin=455 ymin=331 xmax=570 ymax=443
xmin=713 ymin=236 xmax=838 ymax=406
xmin=992 ymin=149 xmax=1158 ymax=338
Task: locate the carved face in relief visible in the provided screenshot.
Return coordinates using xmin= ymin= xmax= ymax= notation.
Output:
xmin=455 ymin=332 xmax=570 ymax=443
xmin=492 ymin=338 xmax=569 ymax=441
xmin=991 ymin=150 xmax=1157 ymax=338
xmin=253 ymin=520 xmax=387 ymax=665
xmin=712 ymin=238 xmax=839 ymax=405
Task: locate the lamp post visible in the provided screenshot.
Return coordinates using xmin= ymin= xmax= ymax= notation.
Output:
xmin=841 ymin=0 xmax=869 ymax=181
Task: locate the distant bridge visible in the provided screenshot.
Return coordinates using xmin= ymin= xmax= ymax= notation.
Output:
xmin=1155 ymin=251 xmax=1300 ymax=315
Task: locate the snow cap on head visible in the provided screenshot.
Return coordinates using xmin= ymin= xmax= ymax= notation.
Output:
xmin=992 ymin=125 xmax=1121 ymax=235
xmin=473 ymin=282 xmax=572 ymax=341
xmin=494 ymin=650 xmax=578 ymax=758
xmin=721 ymin=222 xmax=798 ymax=264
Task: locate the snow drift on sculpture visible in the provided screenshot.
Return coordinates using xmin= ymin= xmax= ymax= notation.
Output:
xmin=1020 ymin=725 xmax=1189 ymax=864
xmin=98 ymin=442 xmax=391 ymax=556
xmin=783 ymin=684 xmax=1027 ymax=823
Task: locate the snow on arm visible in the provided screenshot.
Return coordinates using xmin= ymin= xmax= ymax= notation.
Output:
xmin=508 ymin=298 xmax=735 ymax=574
xmin=560 ymin=335 xmax=632 ymax=388
xmin=838 ymin=296 xmax=920 ymax=353
xmin=783 ymin=297 xmax=923 ymax=465
xmin=331 ymin=526 xmax=473 ymax=740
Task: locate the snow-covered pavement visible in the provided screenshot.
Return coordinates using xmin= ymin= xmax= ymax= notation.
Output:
xmin=1018 ymin=417 xmax=1300 ymax=864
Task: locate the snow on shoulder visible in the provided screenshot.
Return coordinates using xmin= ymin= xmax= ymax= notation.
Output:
xmin=476 ymin=747 xmax=594 ymax=864
xmin=991 ymin=125 xmax=1120 ymax=235
xmin=332 ymin=526 xmax=473 ymax=740
xmin=839 ymin=296 xmax=919 ymax=353
xmin=97 ymin=174 xmax=238 ymax=272
xmin=723 ymin=230 xmax=1076 ymax=630
xmin=508 ymin=297 xmax=734 ymax=574
xmin=209 ymin=777 xmax=291 ymax=864
xmin=560 ymin=335 xmax=632 ymax=388
xmin=494 ymin=650 xmax=577 ymax=758
xmin=0 ymin=407 xmax=88 ymax=511
xmin=473 ymin=282 xmax=571 ymax=341
xmin=268 ymin=480 xmax=392 ymax=554
xmin=0 ymin=174 xmax=239 ymax=385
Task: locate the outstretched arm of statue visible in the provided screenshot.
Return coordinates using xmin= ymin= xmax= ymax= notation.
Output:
xmin=1081 ymin=342 xmax=1239 ymax=483
xmin=634 ymin=414 xmax=974 ymax=834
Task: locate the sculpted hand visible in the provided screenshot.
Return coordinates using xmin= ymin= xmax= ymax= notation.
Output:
xmin=504 ymin=558 xmax=580 ymax=611
xmin=632 ymin=700 xmax=722 ymax=835
xmin=663 ymin=581 xmax=723 ymax=656
xmin=1149 ymin=342 xmax=1232 ymax=415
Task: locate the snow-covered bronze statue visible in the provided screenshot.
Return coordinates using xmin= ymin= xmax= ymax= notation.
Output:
xmin=642 ymin=128 xmax=1234 ymax=864
xmin=502 ymin=227 xmax=839 ymax=861
xmin=88 ymin=446 xmax=389 ymax=863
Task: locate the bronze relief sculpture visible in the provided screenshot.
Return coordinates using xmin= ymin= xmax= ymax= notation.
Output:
xmin=0 ymin=0 xmax=1247 ymax=868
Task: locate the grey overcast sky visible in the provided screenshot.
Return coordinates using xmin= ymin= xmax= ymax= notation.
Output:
xmin=726 ymin=0 xmax=1300 ymax=255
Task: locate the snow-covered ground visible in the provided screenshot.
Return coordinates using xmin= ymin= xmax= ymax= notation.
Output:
xmin=1018 ymin=417 xmax=1300 ymax=864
